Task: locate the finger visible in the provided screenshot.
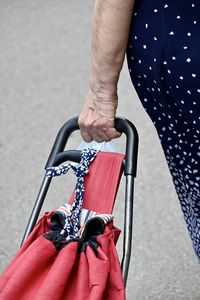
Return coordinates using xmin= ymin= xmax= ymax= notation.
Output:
xmin=81 ymin=127 xmax=108 ymax=143
xmin=80 ymin=130 xmax=93 ymax=143
xmin=80 ymin=118 xmax=110 ymax=142
xmin=88 ymin=123 xmax=121 ymax=142
xmin=92 ymin=123 xmax=118 ymax=142
xmin=105 ymin=128 xmax=122 ymax=140
xmin=89 ymin=130 xmax=108 ymax=143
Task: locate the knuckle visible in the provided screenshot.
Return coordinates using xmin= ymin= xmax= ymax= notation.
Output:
xmin=93 ymin=122 xmax=100 ymax=129
xmin=78 ymin=116 xmax=84 ymax=127
xmin=85 ymin=121 xmax=93 ymax=129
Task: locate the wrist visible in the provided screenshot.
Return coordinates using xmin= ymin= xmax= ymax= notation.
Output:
xmin=90 ymin=69 xmax=119 ymax=99
xmin=89 ymin=81 xmax=118 ymax=100
xmin=87 ymin=88 xmax=118 ymax=119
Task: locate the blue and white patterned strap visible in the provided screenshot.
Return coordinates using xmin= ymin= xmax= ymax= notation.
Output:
xmin=45 ymin=148 xmax=98 ymax=239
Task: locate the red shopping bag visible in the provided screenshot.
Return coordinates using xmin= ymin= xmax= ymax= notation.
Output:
xmin=0 ymin=151 xmax=125 ymax=300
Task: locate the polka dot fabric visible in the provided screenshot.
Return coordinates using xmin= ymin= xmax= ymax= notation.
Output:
xmin=127 ymin=0 xmax=200 ymax=261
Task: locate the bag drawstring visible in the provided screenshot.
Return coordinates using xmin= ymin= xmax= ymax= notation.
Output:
xmin=45 ymin=148 xmax=98 ymax=239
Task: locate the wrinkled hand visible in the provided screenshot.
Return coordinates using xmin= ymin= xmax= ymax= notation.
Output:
xmin=78 ymin=88 xmax=121 ymax=142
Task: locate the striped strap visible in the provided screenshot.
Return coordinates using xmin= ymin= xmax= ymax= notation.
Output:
xmin=56 ymin=203 xmax=114 ymax=238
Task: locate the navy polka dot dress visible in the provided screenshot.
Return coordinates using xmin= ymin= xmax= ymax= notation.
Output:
xmin=127 ymin=0 xmax=200 ymax=261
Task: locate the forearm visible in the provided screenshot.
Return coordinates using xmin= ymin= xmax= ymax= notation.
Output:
xmin=90 ymin=0 xmax=135 ymax=96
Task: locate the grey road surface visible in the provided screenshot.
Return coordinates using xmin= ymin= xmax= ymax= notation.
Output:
xmin=0 ymin=1 xmax=200 ymax=299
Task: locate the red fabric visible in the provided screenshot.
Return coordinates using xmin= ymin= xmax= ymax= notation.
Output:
xmin=0 ymin=212 xmax=54 ymax=291
xmin=0 ymin=223 xmax=125 ymax=300
xmin=0 ymin=152 xmax=125 ymax=300
xmin=68 ymin=152 xmax=124 ymax=214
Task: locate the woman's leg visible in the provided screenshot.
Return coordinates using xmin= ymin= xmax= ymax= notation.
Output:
xmin=127 ymin=0 xmax=200 ymax=261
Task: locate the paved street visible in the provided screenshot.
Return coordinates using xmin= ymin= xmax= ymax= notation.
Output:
xmin=0 ymin=1 xmax=200 ymax=299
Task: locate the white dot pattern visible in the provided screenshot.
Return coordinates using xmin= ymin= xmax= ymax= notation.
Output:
xmin=127 ymin=1 xmax=200 ymax=262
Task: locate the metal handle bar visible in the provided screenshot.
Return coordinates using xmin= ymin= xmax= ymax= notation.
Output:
xmin=46 ymin=116 xmax=138 ymax=176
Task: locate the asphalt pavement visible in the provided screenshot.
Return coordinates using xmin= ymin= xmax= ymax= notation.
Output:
xmin=0 ymin=1 xmax=200 ymax=299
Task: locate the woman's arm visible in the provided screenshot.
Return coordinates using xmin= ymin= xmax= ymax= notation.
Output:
xmin=79 ymin=0 xmax=135 ymax=142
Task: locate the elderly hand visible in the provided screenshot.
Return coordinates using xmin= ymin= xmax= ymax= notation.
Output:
xmin=78 ymin=88 xmax=121 ymax=142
